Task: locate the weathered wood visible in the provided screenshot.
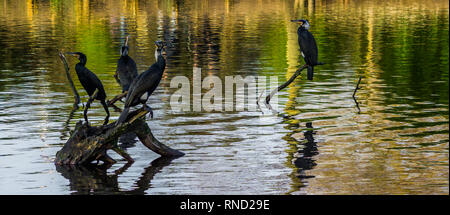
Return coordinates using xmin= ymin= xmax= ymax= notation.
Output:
xmin=107 ymin=91 xmax=127 ymax=106
xmin=55 ymin=108 xmax=184 ymax=165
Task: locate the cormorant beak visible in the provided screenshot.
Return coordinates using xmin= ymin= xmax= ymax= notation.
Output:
xmin=154 ymin=40 xmax=165 ymax=49
xmin=65 ymin=52 xmax=80 ymax=59
xmin=291 ymin=19 xmax=304 ymax=25
xmin=124 ymin=35 xmax=129 ymax=47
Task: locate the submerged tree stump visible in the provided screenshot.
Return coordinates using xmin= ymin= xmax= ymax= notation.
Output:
xmin=55 ymin=109 xmax=184 ymax=165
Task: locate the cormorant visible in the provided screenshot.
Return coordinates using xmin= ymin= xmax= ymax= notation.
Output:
xmin=66 ymin=52 xmax=110 ymax=125
xmin=291 ymin=19 xmax=319 ymax=80
xmin=115 ymin=35 xmax=138 ymax=93
xmin=116 ymin=40 xmax=166 ymax=124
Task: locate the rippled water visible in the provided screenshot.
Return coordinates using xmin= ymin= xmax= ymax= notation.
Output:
xmin=0 ymin=0 xmax=448 ymax=194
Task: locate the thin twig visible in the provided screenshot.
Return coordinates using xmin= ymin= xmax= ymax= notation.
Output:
xmin=353 ymin=76 xmax=362 ymax=98
xmin=84 ymin=89 xmax=99 ymax=124
xmin=107 ymin=91 xmax=127 ymax=106
xmin=59 ymin=52 xmax=80 ymax=106
xmin=352 ymin=76 xmax=362 ymax=114
xmin=353 ymin=96 xmax=361 ymax=114
xmin=109 ymin=103 xmax=123 ymax=113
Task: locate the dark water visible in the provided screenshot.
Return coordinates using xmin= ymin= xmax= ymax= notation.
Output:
xmin=0 ymin=0 xmax=448 ymax=194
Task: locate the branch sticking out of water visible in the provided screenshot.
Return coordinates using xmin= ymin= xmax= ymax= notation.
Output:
xmin=258 ymin=63 xmax=326 ymax=113
xmin=353 ymin=76 xmax=362 ymax=98
xmin=58 ymin=52 xmax=80 ymax=108
xmin=353 ymin=76 xmax=362 ymax=114
xmin=265 ymin=64 xmax=309 ymax=105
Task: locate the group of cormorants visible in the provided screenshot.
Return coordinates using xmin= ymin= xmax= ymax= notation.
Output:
xmin=66 ymin=37 xmax=166 ymax=126
xmin=65 ymin=19 xmax=318 ymax=126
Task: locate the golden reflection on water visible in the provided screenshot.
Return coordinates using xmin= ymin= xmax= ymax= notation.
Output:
xmin=0 ymin=0 xmax=448 ymax=194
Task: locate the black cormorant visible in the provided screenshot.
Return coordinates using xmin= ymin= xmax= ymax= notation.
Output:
xmin=291 ymin=19 xmax=319 ymax=80
xmin=66 ymin=52 xmax=110 ymax=125
xmin=115 ymin=35 xmax=138 ymax=93
xmin=116 ymin=40 xmax=166 ymax=124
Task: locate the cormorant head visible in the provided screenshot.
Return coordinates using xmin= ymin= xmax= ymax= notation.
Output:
xmin=120 ymin=35 xmax=129 ymax=57
xmin=291 ymin=19 xmax=310 ymax=30
xmin=154 ymin=40 xmax=166 ymax=60
xmin=66 ymin=52 xmax=87 ymax=65
xmin=155 ymin=40 xmax=165 ymax=51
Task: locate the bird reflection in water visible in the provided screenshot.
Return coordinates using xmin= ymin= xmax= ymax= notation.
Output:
xmin=294 ymin=122 xmax=318 ymax=182
xmin=55 ymin=156 xmax=176 ymax=195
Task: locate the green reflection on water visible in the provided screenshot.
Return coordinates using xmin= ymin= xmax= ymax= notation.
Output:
xmin=0 ymin=0 xmax=448 ymax=194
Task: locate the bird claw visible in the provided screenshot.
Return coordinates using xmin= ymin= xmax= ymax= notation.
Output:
xmin=147 ymin=108 xmax=154 ymax=119
xmin=143 ymin=106 xmax=154 ymax=119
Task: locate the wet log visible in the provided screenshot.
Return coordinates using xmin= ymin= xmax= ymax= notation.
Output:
xmin=55 ymin=109 xmax=184 ymax=165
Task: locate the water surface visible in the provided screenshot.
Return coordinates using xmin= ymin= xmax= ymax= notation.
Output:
xmin=0 ymin=0 xmax=448 ymax=194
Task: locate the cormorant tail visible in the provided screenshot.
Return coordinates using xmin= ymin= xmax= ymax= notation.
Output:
xmin=307 ymin=66 xmax=314 ymax=80
xmin=116 ymin=107 xmax=130 ymax=125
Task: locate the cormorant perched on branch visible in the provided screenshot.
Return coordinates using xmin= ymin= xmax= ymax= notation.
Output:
xmin=66 ymin=52 xmax=110 ymax=125
xmin=115 ymin=35 xmax=138 ymax=93
xmin=291 ymin=19 xmax=319 ymax=80
xmin=116 ymin=40 xmax=166 ymax=125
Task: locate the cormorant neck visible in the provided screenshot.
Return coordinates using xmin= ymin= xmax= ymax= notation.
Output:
xmin=77 ymin=61 xmax=86 ymax=67
xmin=75 ymin=63 xmax=85 ymax=75
xmin=120 ymin=55 xmax=130 ymax=61
xmin=155 ymin=48 xmax=165 ymax=70
xmin=120 ymin=46 xmax=129 ymax=57
xmin=78 ymin=57 xmax=87 ymax=66
xmin=156 ymin=53 xmax=166 ymax=69
xmin=299 ymin=26 xmax=308 ymax=31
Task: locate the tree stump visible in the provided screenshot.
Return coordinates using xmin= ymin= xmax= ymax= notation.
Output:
xmin=55 ymin=109 xmax=184 ymax=165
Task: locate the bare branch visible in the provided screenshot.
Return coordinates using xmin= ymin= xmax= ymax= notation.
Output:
xmin=59 ymin=52 xmax=80 ymax=106
xmin=107 ymin=91 xmax=127 ymax=106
